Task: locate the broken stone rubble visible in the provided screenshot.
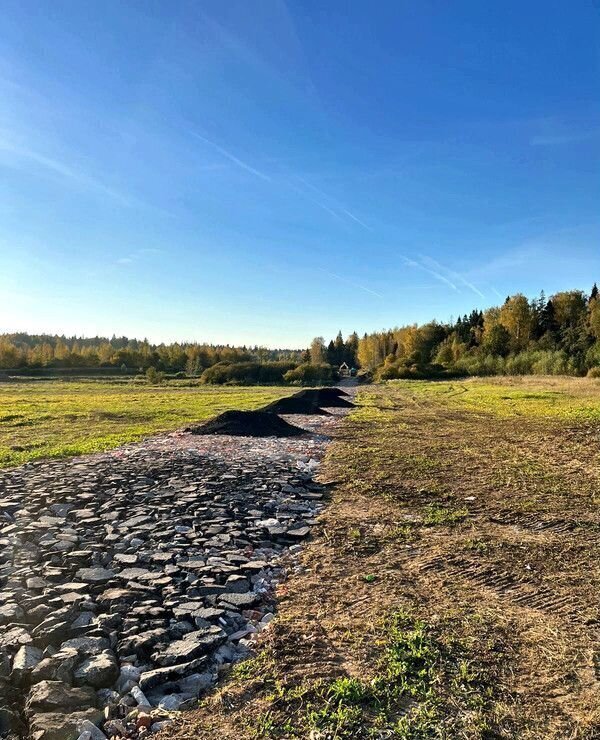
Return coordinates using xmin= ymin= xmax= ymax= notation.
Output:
xmin=0 ymin=402 xmax=353 ymax=739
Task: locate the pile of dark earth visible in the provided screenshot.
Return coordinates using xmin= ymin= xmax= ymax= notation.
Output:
xmin=291 ymin=389 xmax=354 ymax=409
xmin=261 ymin=394 xmax=331 ymax=416
xmin=185 ymin=410 xmax=306 ymax=438
xmin=0 ymin=392 xmax=356 ymax=740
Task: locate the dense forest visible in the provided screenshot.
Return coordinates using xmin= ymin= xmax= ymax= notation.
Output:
xmin=3 ymin=285 xmax=600 ymax=382
xmin=354 ymin=285 xmax=600 ymax=379
xmin=0 ymin=331 xmax=360 ymax=384
xmin=0 ymin=334 xmax=303 ymax=373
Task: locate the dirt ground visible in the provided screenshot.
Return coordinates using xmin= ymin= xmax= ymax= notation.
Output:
xmin=169 ymin=378 xmax=600 ymax=739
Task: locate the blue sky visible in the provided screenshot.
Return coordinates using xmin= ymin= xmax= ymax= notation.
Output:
xmin=1 ymin=0 xmax=599 ymax=347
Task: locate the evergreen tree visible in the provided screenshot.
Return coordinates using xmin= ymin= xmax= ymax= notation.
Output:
xmin=333 ymin=331 xmax=345 ymax=365
xmin=345 ymin=332 xmax=359 ymax=366
xmin=540 ymin=299 xmax=558 ymax=337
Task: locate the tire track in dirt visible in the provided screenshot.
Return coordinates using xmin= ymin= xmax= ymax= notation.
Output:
xmin=419 ymin=554 xmax=598 ymax=625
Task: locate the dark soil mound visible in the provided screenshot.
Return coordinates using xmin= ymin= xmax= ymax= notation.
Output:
xmin=296 ymin=389 xmax=355 ymax=407
xmin=262 ymin=395 xmax=331 ymax=415
xmin=327 ymin=387 xmax=350 ymax=396
xmin=187 ymin=410 xmax=306 ymax=437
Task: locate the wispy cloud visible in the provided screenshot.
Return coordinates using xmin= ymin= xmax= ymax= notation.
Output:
xmin=117 ymin=257 xmax=133 ymax=265
xmin=189 ymin=131 xmax=271 ymax=182
xmin=420 ymin=255 xmax=485 ymax=299
xmin=295 ymin=175 xmax=372 ymax=230
xmin=318 ymin=268 xmax=383 ymax=298
xmin=490 ymin=286 xmax=504 ymax=300
xmin=0 ymin=131 xmax=137 ymax=207
xmin=187 ymin=132 xmax=374 ymax=233
xmin=401 ymin=256 xmax=459 ymax=292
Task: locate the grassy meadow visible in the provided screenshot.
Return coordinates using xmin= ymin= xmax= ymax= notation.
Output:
xmin=183 ymin=376 xmax=600 ymax=739
xmin=0 ymin=378 xmax=290 ymax=468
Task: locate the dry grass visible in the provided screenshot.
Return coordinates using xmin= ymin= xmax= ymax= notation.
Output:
xmin=168 ymin=377 xmax=600 ymax=739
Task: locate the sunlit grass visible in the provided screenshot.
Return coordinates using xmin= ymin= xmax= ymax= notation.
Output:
xmin=391 ymin=376 xmax=600 ymax=421
xmin=0 ymin=379 xmax=290 ymax=467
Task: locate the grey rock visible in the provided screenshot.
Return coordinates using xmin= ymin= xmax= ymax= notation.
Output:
xmin=130 ymin=685 xmax=150 ymax=706
xmin=61 ymin=636 xmax=110 ymax=657
xmin=0 ymin=649 xmax=10 ymax=678
xmin=29 ymin=709 xmax=104 ymax=740
xmin=116 ymin=663 xmax=142 ymax=693
xmin=0 ymin=601 xmax=25 ymax=624
xmin=73 ymin=652 xmax=119 ymax=689
xmin=26 ymin=680 xmax=97 ymax=715
xmin=30 ymin=648 xmax=79 ymax=684
xmin=0 ymin=626 xmax=31 ymax=650
xmin=224 ymin=575 xmax=250 ymax=593
xmin=117 ymin=629 xmax=168 ymax=657
xmin=75 ymin=568 xmax=115 ymax=584
xmin=138 ymin=656 xmax=208 ymax=691
xmin=0 ymin=706 xmax=26 ymax=736
xmin=12 ymin=644 xmax=43 ymax=684
xmin=158 ymin=693 xmax=192 ymax=711
xmin=76 ymin=718 xmax=108 ymax=740
xmin=151 ymin=627 xmax=226 ymax=667
xmin=218 ymin=592 xmax=259 ymax=609
xmin=177 ymin=671 xmax=215 ymax=696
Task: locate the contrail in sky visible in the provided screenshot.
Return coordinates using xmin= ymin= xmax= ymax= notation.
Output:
xmin=0 ymin=132 xmax=137 ymax=207
xmin=296 ymin=176 xmax=372 ymax=230
xmin=341 ymin=208 xmax=373 ymax=231
xmin=287 ymin=182 xmax=346 ymax=223
xmin=190 ymin=131 xmax=271 ymax=182
xmin=491 ymin=286 xmax=504 ymax=300
xmin=402 ymin=256 xmax=459 ymax=291
xmin=318 ymin=268 xmax=383 ymax=298
xmin=421 ymin=255 xmax=485 ymax=299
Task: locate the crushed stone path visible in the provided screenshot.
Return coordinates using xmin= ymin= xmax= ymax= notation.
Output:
xmin=0 ymin=398 xmax=354 ymax=740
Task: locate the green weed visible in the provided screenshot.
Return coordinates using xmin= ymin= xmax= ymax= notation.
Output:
xmin=423 ymin=504 xmax=468 ymax=526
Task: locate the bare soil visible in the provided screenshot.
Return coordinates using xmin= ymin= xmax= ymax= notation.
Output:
xmin=168 ymin=378 xmax=600 ymax=739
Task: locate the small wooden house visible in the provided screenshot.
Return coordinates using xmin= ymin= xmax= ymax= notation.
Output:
xmin=338 ymin=362 xmax=350 ymax=378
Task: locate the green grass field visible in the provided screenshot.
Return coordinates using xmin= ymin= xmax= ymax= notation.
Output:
xmin=0 ymin=379 xmax=290 ymax=468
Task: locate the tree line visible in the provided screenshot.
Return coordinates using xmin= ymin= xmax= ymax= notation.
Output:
xmin=0 ymin=333 xmax=304 ymax=374
xmin=354 ymin=285 xmax=600 ymax=378
xmin=5 ymin=285 xmax=600 ymax=382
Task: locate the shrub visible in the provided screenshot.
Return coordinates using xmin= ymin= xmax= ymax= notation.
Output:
xmin=200 ymin=361 xmax=297 ymax=385
xmin=587 ymin=366 xmax=600 ymax=378
xmin=376 ymin=360 xmax=460 ymax=381
xmin=530 ymin=350 xmax=570 ymax=375
xmin=283 ymin=363 xmax=335 ymax=385
xmin=454 ymin=353 xmax=505 ymax=376
xmin=145 ymin=367 xmax=165 ymax=385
